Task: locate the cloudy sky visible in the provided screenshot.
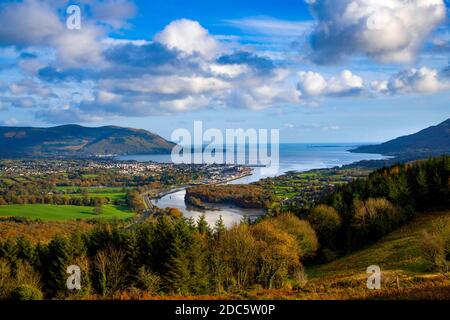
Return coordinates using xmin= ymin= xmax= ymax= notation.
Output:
xmin=0 ymin=0 xmax=449 ymax=142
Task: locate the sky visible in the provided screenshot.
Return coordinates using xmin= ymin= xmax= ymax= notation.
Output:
xmin=0 ymin=0 xmax=449 ymax=143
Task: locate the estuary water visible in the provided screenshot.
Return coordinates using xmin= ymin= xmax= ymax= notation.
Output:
xmin=118 ymin=143 xmax=387 ymax=227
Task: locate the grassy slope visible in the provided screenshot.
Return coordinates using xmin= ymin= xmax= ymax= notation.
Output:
xmin=204 ymin=211 xmax=450 ymax=300
xmin=148 ymin=211 xmax=449 ymax=300
xmin=0 ymin=204 xmax=134 ymax=221
xmin=299 ymin=211 xmax=449 ymax=299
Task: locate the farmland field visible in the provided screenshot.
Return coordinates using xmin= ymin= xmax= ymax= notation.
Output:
xmin=0 ymin=204 xmax=134 ymax=221
xmin=65 ymin=192 xmax=126 ymax=201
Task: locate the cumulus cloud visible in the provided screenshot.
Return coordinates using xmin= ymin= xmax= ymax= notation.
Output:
xmin=216 ymin=51 xmax=276 ymax=76
xmin=371 ymin=66 xmax=450 ymax=94
xmin=6 ymin=1 xmax=447 ymax=125
xmin=0 ymin=0 xmax=136 ymax=68
xmin=8 ymin=79 xmax=54 ymax=97
xmin=306 ymin=0 xmax=447 ymax=64
xmin=154 ymin=19 xmax=219 ymax=59
xmin=0 ymin=0 xmax=61 ymax=46
xmin=90 ymin=0 xmax=137 ymax=29
xmin=297 ymin=70 xmax=364 ymax=98
xmin=11 ymin=11 xmax=296 ymax=121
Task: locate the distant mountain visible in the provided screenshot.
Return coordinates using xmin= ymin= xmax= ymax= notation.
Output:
xmin=0 ymin=125 xmax=175 ymax=158
xmin=351 ymin=119 xmax=450 ymax=156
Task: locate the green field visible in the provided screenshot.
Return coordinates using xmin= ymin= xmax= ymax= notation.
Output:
xmin=0 ymin=204 xmax=134 ymax=221
xmin=66 ymin=192 xmax=126 ymax=201
xmin=55 ymin=186 xmax=125 ymax=193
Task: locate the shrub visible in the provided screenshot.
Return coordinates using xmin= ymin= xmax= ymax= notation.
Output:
xmin=420 ymin=217 xmax=450 ymax=273
xmin=9 ymin=285 xmax=43 ymax=300
xmin=138 ymin=266 xmax=161 ymax=295
xmin=167 ymin=208 xmax=183 ymax=218
xmin=0 ymin=259 xmax=14 ymax=299
xmin=14 ymin=261 xmax=42 ymax=290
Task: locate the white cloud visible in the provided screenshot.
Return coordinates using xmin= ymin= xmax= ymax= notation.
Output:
xmin=209 ymin=64 xmax=249 ymax=78
xmin=307 ymin=0 xmax=447 ymax=64
xmin=372 ymin=66 xmax=450 ymax=94
xmin=51 ymin=25 xmax=106 ymax=68
xmin=225 ymin=17 xmax=313 ymax=37
xmin=154 ymin=19 xmax=219 ymax=58
xmin=90 ymin=0 xmax=137 ymax=29
xmin=9 ymin=80 xmax=53 ymax=97
xmin=1 ymin=118 xmax=19 ymax=126
xmin=297 ymin=70 xmax=364 ymax=98
xmin=0 ymin=0 xmax=135 ymax=68
xmin=0 ymin=0 xmax=61 ymax=46
xmin=99 ymin=75 xmax=231 ymax=96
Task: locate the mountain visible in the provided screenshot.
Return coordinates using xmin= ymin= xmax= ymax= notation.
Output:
xmin=351 ymin=119 xmax=450 ymax=156
xmin=0 ymin=124 xmax=175 ymax=158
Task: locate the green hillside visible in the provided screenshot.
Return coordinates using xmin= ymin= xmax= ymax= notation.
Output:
xmin=0 ymin=124 xmax=175 ymax=157
xmin=304 ymin=211 xmax=450 ymax=299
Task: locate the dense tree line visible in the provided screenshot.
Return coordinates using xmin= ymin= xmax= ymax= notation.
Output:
xmin=0 ymin=194 xmax=112 ymax=207
xmin=305 ymin=156 xmax=450 ymax=257
xmin=0 ymin=213 xmax=317 ymax=299
xmin=0 ymin=178 xmax=115 ymax=207
xmin=185 ymin=185 xmax=274 ymax=209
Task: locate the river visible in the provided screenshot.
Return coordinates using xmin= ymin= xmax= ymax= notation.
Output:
xmin=118 ymin=143 xmax=388 ymax=227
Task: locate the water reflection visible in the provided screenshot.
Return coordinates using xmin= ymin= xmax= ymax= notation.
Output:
xmin=152 ymin=189 xmax=265 ymax=228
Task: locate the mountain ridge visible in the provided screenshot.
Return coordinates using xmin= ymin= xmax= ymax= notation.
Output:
xmin=351 ymin=119 xmax=450 ymax=156
xmin=0 ymin=124 xmax=175 ymax=158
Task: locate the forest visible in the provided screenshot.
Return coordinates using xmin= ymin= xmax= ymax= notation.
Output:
xmin=185 ymin=185 xmax=274 ymax=209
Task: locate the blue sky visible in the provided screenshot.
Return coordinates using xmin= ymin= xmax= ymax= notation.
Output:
xmin=0 ymin=0 xmax=449 ymax=142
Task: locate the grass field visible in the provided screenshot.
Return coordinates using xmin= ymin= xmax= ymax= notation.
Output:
xmin=0 ymin=204 xmax=134 ymax=221
xmin=55 ymin=186 xmax=125 ymax=193
xmin=66 ymin=192 xmax=126 ymax=201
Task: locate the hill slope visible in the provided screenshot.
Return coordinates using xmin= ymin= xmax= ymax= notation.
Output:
xmin=303 ymin=211 xmax=450 ymax=299
xmin=0 ymin=124 xmax=175 ymax=157
xmin=351 ymin=118 xmax=450 ymax=156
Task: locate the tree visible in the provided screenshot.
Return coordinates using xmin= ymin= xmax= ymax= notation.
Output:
xmin=274 ymin=213 xmax=318 ymax=259
xmin=167 ymin=208 xmax=182 ymax=218
xmin=197 ymin=214 xmax=211 ymax=235
xmin=44 ymin=236 xmax=73 ymax=297
xmin=308 ymin=205 xmax=341 ymax=248
xmin=214 ymin=216 xmax=226 ymax=240
xmin=94 ymin=245 xmax=127 ymax=296
xmin=219 ymin=225 xmax=257 ymax=290
xmin=251 ymin=221 xmax=300 ymax=289
xmin=163 ymin=219 xmax=201 ymax=294
xmin=353 ymin=197 xmax=401 ymax=241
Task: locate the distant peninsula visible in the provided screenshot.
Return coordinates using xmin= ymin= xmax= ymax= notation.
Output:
xmin=351 ymin=118 xmax=450 ymax=157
